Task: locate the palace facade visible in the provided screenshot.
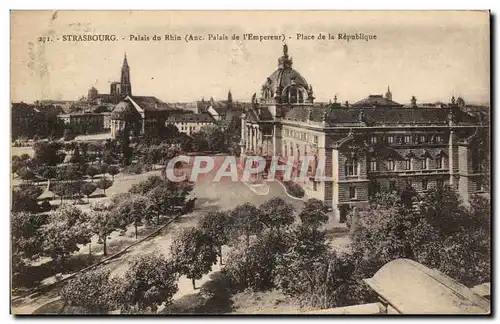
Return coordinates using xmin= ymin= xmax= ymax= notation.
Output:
xmin=241 ymin=45 xmax=489 ymax=220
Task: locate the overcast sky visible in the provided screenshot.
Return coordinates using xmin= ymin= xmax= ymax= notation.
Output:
xmin=11 ymin=11 xmax=490 ymax=105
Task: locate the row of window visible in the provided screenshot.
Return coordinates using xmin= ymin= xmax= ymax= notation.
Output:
xmin=345 ymin=156 xmax=446 ymax=176
xmin=345 ymin=179 xmax=484 ymax=201
xmin=284 ymin=129 xmax=319 ymax=144
xmin=370 ymin=134 xmax=444 ymax=145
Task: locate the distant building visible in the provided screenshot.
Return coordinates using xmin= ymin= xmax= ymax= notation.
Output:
xmin=86 ymin=54 xmax=133 ymax=106
xmin=57 ymin=112 xmax=104 ymax=133
xmin=110 ymin=95 xmax=173 ymax=138
xmin=166 ymin=112 xmax=215 ymax=135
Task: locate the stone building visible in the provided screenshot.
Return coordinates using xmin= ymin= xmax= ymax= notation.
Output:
xmin=109 ymin=95 xmax=172 ymax=138
xmin=241 ymin=45 xmax=489 ymax=220
xmin=166 ymin=112 xmax=215 ymax=136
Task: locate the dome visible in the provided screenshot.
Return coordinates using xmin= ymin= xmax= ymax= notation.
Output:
xmin=110 ymin=100 xmax=140 ymax=121
xmin=266 ymin=67 xmax=309 ymax=94
xmin=260 ymin=44 xmax=313 ymax=104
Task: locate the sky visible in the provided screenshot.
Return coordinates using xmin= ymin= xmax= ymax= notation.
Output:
xmin=11 ymin=11 xmax=490 ymax=105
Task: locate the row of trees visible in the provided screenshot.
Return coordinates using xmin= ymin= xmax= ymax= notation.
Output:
xmin=57 ymin=196 xmax=328 ymax=313
xmin=57 ymin=186 xmax=490 ymax=313
xmin=12 ymin=175 xmax=196 ymax=290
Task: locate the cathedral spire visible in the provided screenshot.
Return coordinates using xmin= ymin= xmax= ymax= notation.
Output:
xmin=121 ymin=53 xmax=131 ymax=96
xmin=385 ymin=85 xmax=392 ymax=101
xmin=123 ymin=53 xmax=129 ymax=67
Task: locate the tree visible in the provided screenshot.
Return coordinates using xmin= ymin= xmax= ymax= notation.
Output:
xmin=108 ymin=165 xmax=119 ymax=180
xmin=129 ymin=175 xmax=163 ymax=195
xmin=63 ymin=127 xmax=76 ymax=141
xmin=199 ymin=211 xmax=232 ymax=265
xmin=37 ymin=165 xmax=57 ymax=180
xmin=60 ymin=269 xmax=118 ymax=313
xmin=230 ymin=203 xmax=263 ymax=247
xmin=97 ymin=177 xmax=113 ymax=195
xmin=348 ymin=187 xmax=491 ymax=290
xmin=259 ymin=197 xmax=295 ymax=233
xmin=99 ymin=163 xmax=109 ymax=176
xmin=118 ymin=253 xmax=178 ymax=313
xmin=112 ymin=195 xmax=154 ymax=239
xmin=11 ymin=212 xmax=47 ymax=281
xmin=190 ymin=132 xmax=209 ymax=152
xmin=12 ymin=185 xmax=42 ymax=213
xmin=88 ymin=203 xmax=117 ymax=256
xmin=272 ymin=224 xmax=358 ymax=308
xmin=70 ymin=145 xmax=85 ymax=165
xmin=40 ymin=206 xmax=92 ymax=262
xmin=298 ymin=198 xmax=329 ymax=228
xmin=171 ymin=227 xmax=217 ymax=290
xmin=86 ymin=166 xmax=99 ymax=182
xmin=81 ymin=182 xmax=97 ymax=203
xmin=223 ymin=228 xmax=291 ymax=291
xmin=33 ymin=141 xmax=63 ymax=166
xmin=17 ymin=167 xmax=35 ymax=183
xmin=146 ymin=181 xmax=194 ymax=221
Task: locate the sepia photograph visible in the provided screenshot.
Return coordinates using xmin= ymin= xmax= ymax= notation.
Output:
xmin=9 ymin=10 xmax=491 ymax=315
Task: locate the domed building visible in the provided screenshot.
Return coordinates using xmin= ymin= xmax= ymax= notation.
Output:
xmin=242 ymin=44 xmax=315 ymax=156
xmin=240 ymin=45 xmax=488 ymax=223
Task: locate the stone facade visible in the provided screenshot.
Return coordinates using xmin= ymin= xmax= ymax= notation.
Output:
xmin=241 ymin=45 xmax=489 ymax=220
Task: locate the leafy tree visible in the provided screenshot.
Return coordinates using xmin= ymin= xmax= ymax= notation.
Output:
xmin=146 ymin=180 xmax=194 ymax=220
xmin=69 ymin=145 xmax=85 ymax=165
xmin=56 ymin=164 xmax=84 ymax=181
xmin=99 ymin=163 xmax=109 ymax=176
xmin=190 ymin=132 xmax=209 ymax=152
xmin=12 ymin=185 xmax=42 ymax=213
xmin=86 ymin=166 xmax=99 ymax=182
xmin=129 ymin=175 xmax=163 ymax=195
xmin=199 ymin=211 xmax=233 ymax=265
xmin=60 ymin=269 xmax=118 ymax=313
xmin=37 ymin=165 xmax=57 ymax=180
xmin=40 ymin=206 xmax=92 ymax=262
xmin=63 ymin=127 xmax=77 ymax=141
xmin=112 ymin=195 xmax=154 ymax=239
xmin=118 ymin=127 xmax=133 ymax=166
xmin=118 ymin=253 xmax=178 ymax=313
xmin=223 ymin=228 xmax=290 ymax=291
xmin=259 ymin=197 xmax=295 ymax=233
xmin=108 ymin=165 xmax=120 ymax=180
xmin=348 ymin=186 xmax=491 ymax=290
xmin=298 ymin=198 xmax=329 ymax=228
xmin=272 ymin=223 xmax=357 ymax=308
xmin=230 ymin=203 xmax=263 ymax=248
xmin=33 ymin=141 xmax=64 ymax=166
xmin=88 ymin=203 xmax=117 ymax=256
xmin=97 ymin=177 xmax=113 ymax=195
xmin=81 ymin=182 xmax=97 ymax=203
xmin=171 ymin=228 xmax=217 ymax=290
xmin=11 ymin=211 xmax=47 ymax=279
xmin=17 ymin=167 xmax=35 ymax=182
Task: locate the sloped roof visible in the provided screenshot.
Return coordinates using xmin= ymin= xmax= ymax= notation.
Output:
xmin=129 ymin=96 xmax=171 ymax=111
xmin=352 ymin=95 xmax=403 ymax=108
xmin=363 ymin=259 xmax=490 ymax=314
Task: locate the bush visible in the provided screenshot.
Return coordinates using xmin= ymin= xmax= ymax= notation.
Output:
xmin=283 ymin=181 xmax=305 ymax=198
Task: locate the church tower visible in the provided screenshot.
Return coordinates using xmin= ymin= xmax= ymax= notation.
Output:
xmin=385 ymin=85 xmax=392 ymax=101
xmin=120 ymin=53 xmax=132 ymax=96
